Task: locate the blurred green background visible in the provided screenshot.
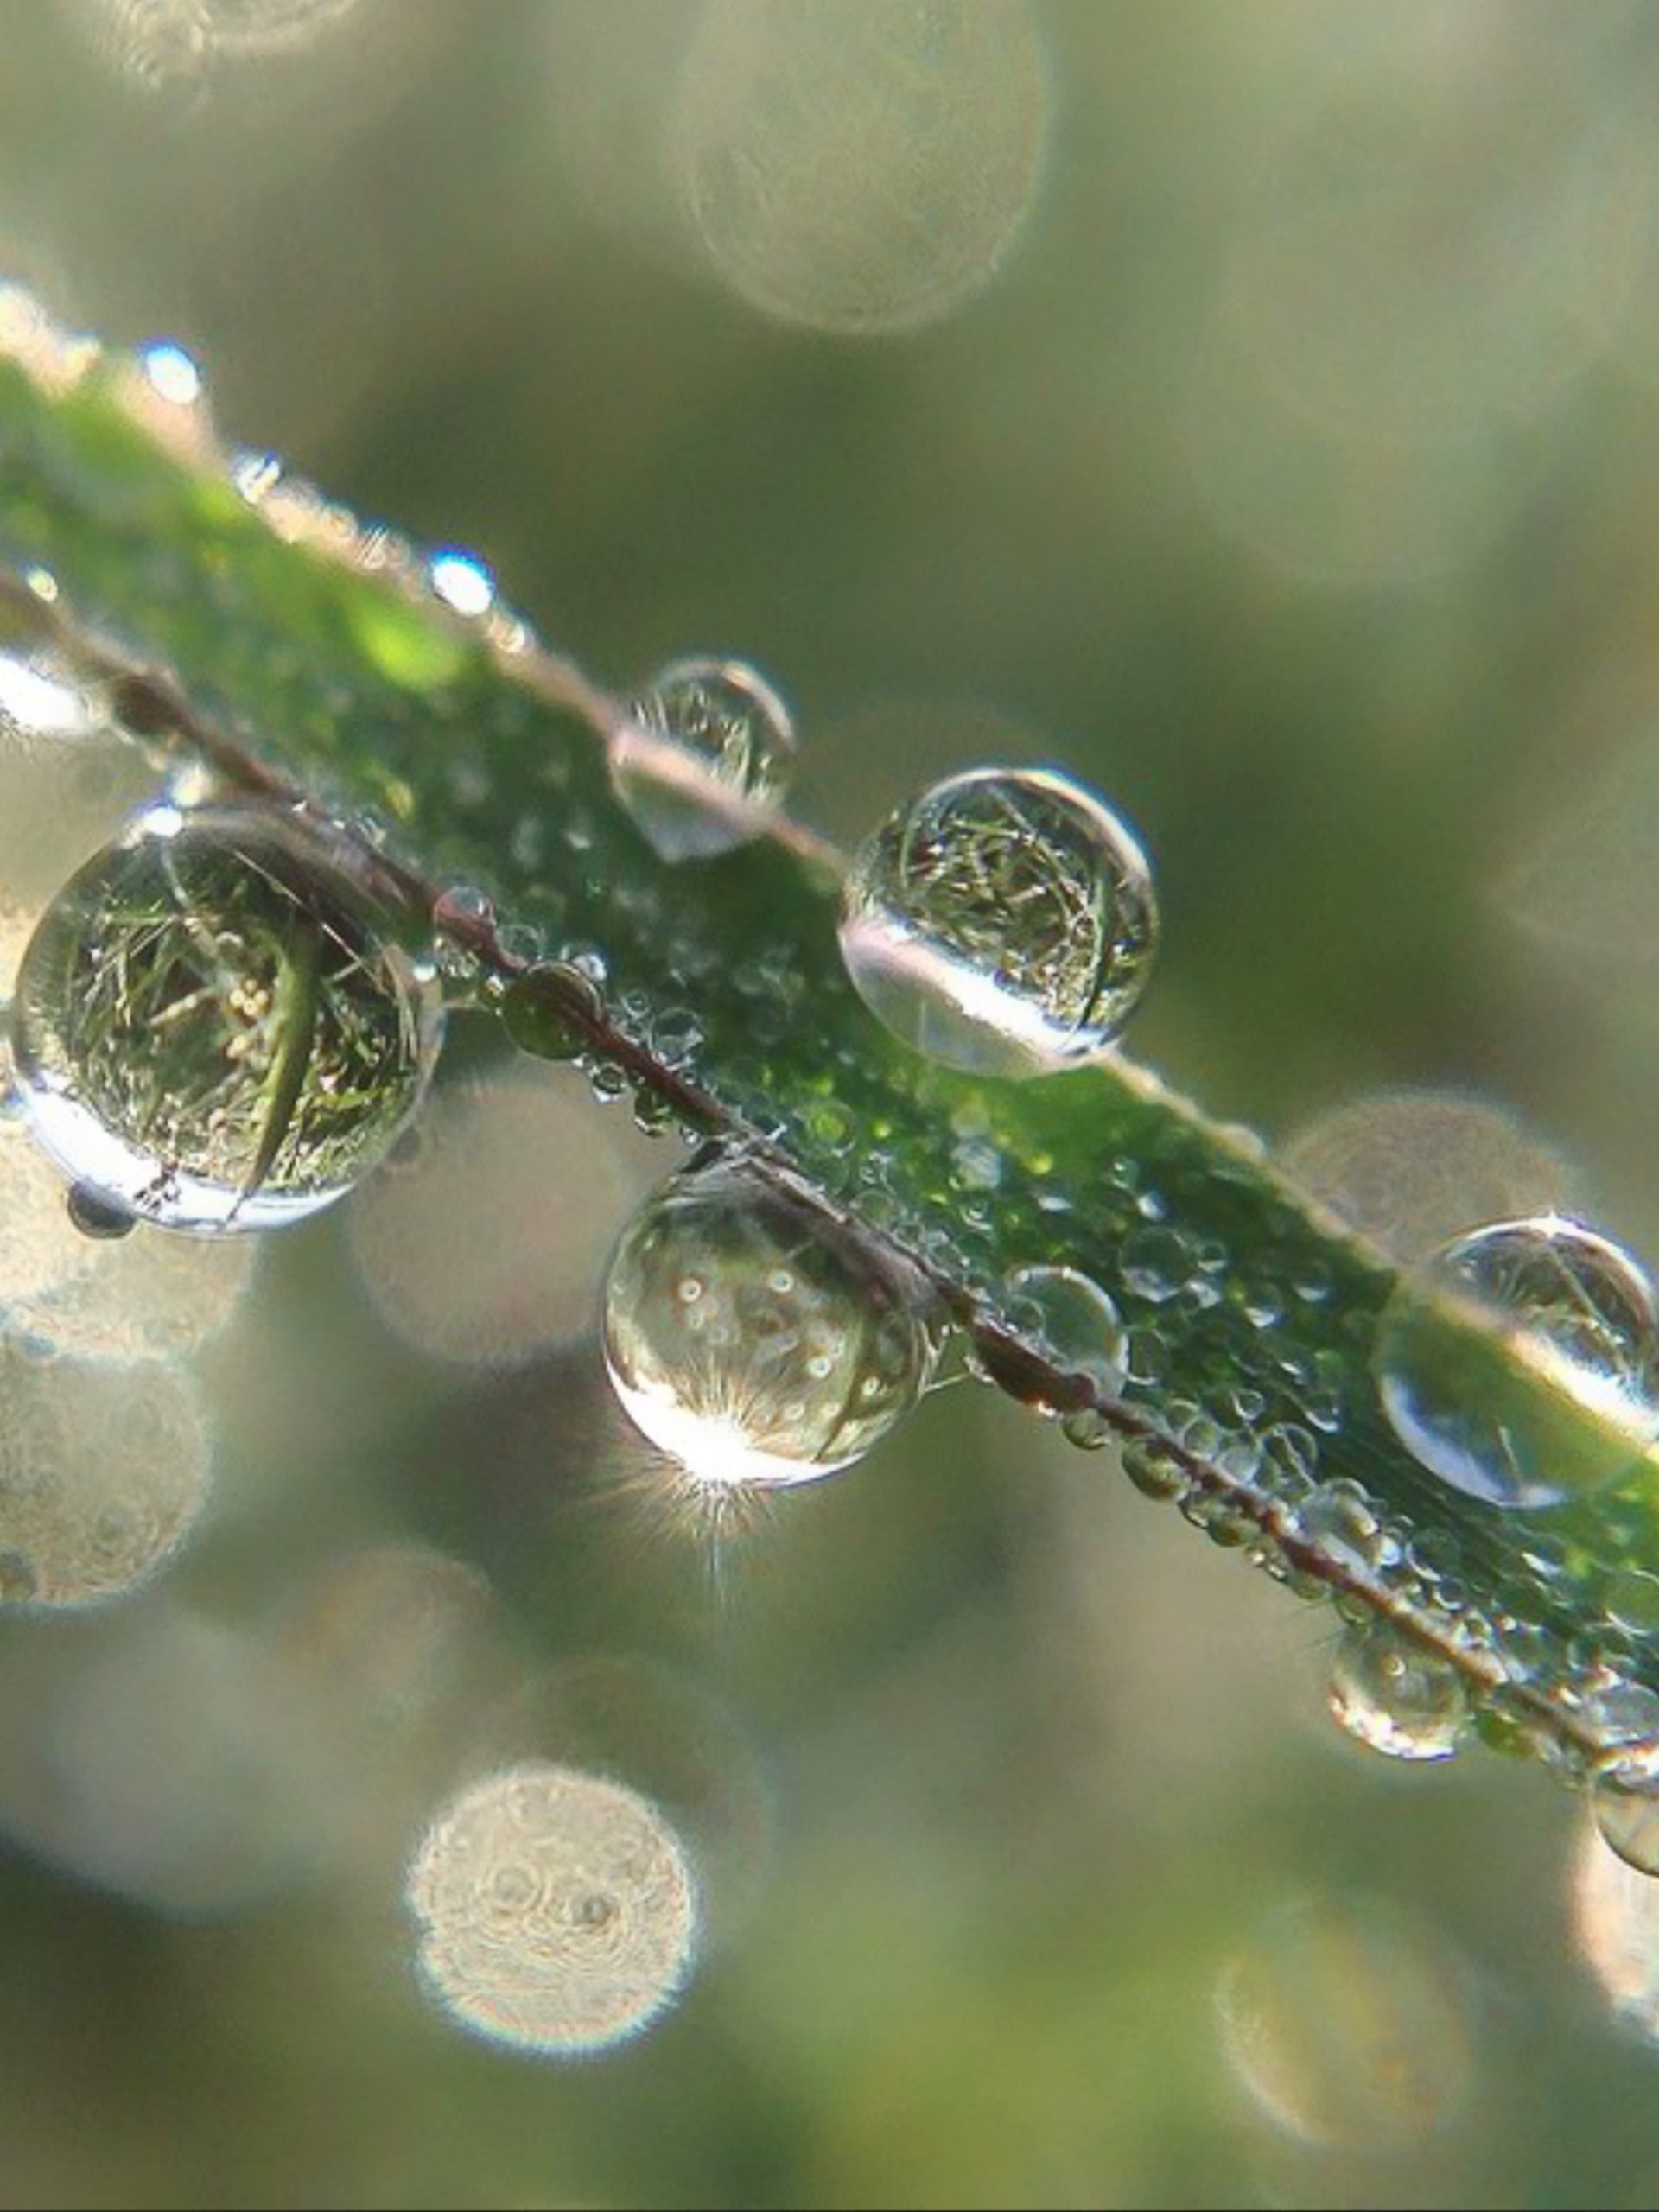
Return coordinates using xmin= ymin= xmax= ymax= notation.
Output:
xmin=6 ymin=2 xmax=1659 ymax=2204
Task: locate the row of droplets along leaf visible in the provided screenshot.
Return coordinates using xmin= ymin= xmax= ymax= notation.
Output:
xmin=11 ymin=588 xmax=1659 ymax=1836
xmin=6 ymin=310 xmax=1659 ymax=1795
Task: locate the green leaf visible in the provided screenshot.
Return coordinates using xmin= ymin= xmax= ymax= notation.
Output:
xmin=0 ymin=316 xmax=1649 ymax=1783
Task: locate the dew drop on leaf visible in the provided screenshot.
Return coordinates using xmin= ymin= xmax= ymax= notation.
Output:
xmin=1004 ymin=1262 xmax=1127 ymax=1404
xmin=613 ymin=657 xmax=797 ymax=863
xmin=602 ymin=1154 xmax=938 ymax=1490
xmin=10 ymin=802 xmax=442 ymax=1235
xmin=1326 ymin=1621 xmax=1471 ymax=1764
xmin=1374 ymin=1215 xmax=1659 ymax=1510
xmin=837 ymin=766 xmax=1158 ymax=1077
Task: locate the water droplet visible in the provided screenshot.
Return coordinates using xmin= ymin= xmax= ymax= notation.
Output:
xmin=838 ymin=766 xmax=1157 ymax=1077
xmin=1607 ymin=1570 xmax=1659 ymax=1638
xmin=1121 ymin=1435 xmax=1190 ymax=1502
xmin=65 ymin=1184 xmax=136 ymax=1242
xmin=1292 ymin=1479 xmax=1384 ymax=1573
xmin=1376 ymin=1216 xmax=1659 ymax=1510
xmin=499 ymin=962 xmax=604 ymax=1063
xmin=1005 ymin=1263 xmax=1126 ymax=1403
xmin=602 ymin=1154 xmax=938 ymax=1489
xmin=428 ymin=550 xmax=496 ymax=620
xmin=1595 ymin=1778 xmax=1659 ymax=1878
xmin=139 ymin=340 xmax=202 ymax=408
xmin=1327 ymin=1623 xmax=1471 ymax=1763
xmin=1120 ymin=1225 xmax=1192 ymax=1304
xmin=10 ymin=804 xmax=442 ymax=1235
xmin=613 ymin=658 xmax=796 ymax=862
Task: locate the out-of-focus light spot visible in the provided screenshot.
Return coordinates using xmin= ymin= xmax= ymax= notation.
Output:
xmin=1573 ymin=1816 xmax=1659 ymax=2037
xmin=405 ymin=1762 xmax=700 ymax=2056
xmin=1216 ymin=1892 xmax=1478 ymax=2151
xmin=429 ymin=551 xmax=496 ymax=621
xmin=1227 ymin=63 xmax=1642 ymax=445
xmin=0 ymin=1338 xmax=211 ymax=1607
xmin=1498 ymin=719 xmax=1659 ymax=985
xmin=1185 ymin=291 xmax=1539 ymax=589
xmin=81 ymin=0 xmax=366 ymax=91
xmin=1281 ymin=1090 xmax=1576 ymax=1266
xmin=139 ymin=340 xmax=202 ymax=408
xmin=348 ymin=1070 xmax=660 ymax=1368
xmin=16 ymin=1207 xmax=257 ymax=1365
xmin=0 ymin=655 xmax=98 ymax=745
xmin=503 ymin=1657 xmax=774 ymax=1947
xmin=0 ymin=1606 xmax=327 ymax=1916
xmin=674 ymin=0 xmax=1051 ymax=336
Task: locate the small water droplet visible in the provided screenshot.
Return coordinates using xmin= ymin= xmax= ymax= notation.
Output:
xmin=837 ymin=766 xmax=1158 ymax=1077
xmin=139 ymin=341 xmax=202 ymax=408
xmin=1121 ymin=1225 xmax=1192 ymax=1304
xmin=1607 ymin=1570 xmax=1659 ymax=1638
xmin=1293 ymin=1479 xmax=1383 ymax=1573
xmin=602 ymin=1155 xmax=937 ymax=1489
xmin=9 ymin=804 xmax=442 ymax=1234
xmin=498 ymin=963 xmax=603 ymax=1063
xmin=1004 ymin=1263 xmax=1126 ymax=1404
xmin=1327 ymin=1622 xmax=1471 ymax=1762
xmin=1376 ymin=1216 xmax=1659 ymax=1510
xmin=1594 ymin=1777 xmax=1659 ymax=1878
xmin=614 ymin=658 xmax=796 ymax=862
xmin=1121 ymin=1435 xmax=1190 ymax=1502
xmin=429 ymin=550 xmax=496 ymax=620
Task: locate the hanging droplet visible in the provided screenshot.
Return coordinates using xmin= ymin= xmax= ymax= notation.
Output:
xmin=65 ymin=1184 xmax=137 ymax=1242
xmin=497 ymin=962 xmax=604 ymax=1064
xmin=837 ymin=766 xmax=1158 ymax=1077
xmin=1594 ymin=1777 xmax=1659 ymax=1878
xmin=1004 ymin=1262 xmax=1127 ymax=1406
xmin=1327 ymin=1622 xmax=1471 ymax=1763
xmin=1375 ymin=1216 xmax=1659 ymax=1510
xmin=613 ymin=657 xmax=796 ymax=862
xmin=10 ymin=803 xmax=442 ymax=1235
xmin=602 ymin=1154 xmax=938 ymax=1489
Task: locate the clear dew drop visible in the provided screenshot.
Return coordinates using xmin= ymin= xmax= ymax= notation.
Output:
xmin=1004 ymin=1262 xmax=1127 ymax=1405
xmin=1594 ymin=1777 xmax=1659 ymax=1878
xmin=1327 ymin=1622 xmax=1471 ymax=1763
xmin=1375 ymin=1215 xmax=1659 ymax=1510
xmin=428 ymin=550 xmax=496 ymax=620
xmin=613 ymin=657 xmax=797 ymax=862
xmin=837 ymin=766 xmax=1158 ymax=1077
xmin=9 ymin=803 xmax=442 ymax=1236
xmin=138 ymin=340 xmax=203 ymax=408
xmin=601 ymin=1154 xmax=938 ymax=1491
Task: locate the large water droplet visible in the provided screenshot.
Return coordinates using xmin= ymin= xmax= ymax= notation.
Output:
xmin=613 ymin=657 xmax=796 ymax=862
xmin=1327 ymin=1622 xmax=1471 ymax=1763
xmin=10 ymin=804 xmax=442 ymax=1235
xmin=1375 ymin=1216 xmax=1659 ymax=1510
xmin=1004 ymin=1263 xmax=1126 ymax=1403
xmin=837 ymin=766 xmax=1157 ymax=1077
xmin=602 ymin=1154 xmax=937 ymax=1489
